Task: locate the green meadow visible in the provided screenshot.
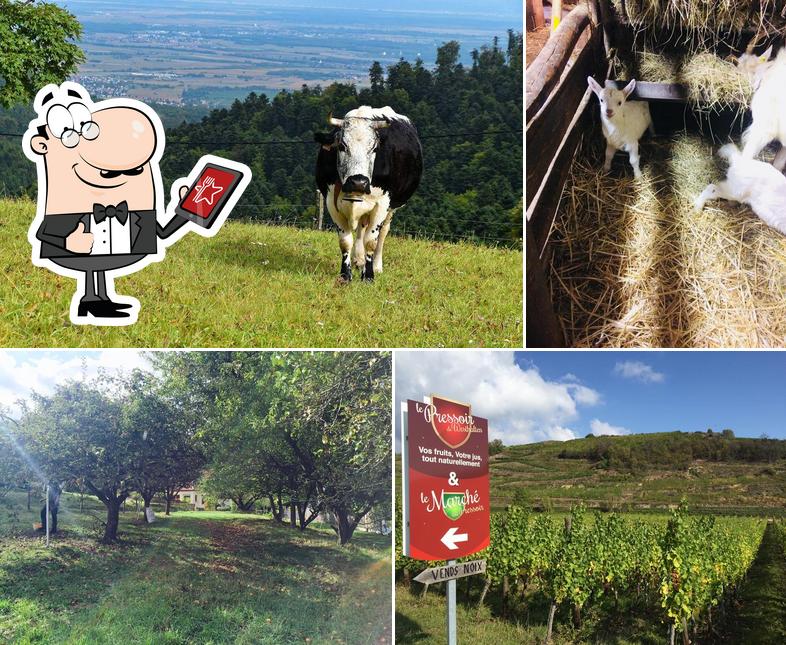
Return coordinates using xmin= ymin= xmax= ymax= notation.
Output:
xmin=0 ymin=492 xmax=391 ymax=644
xmin=0 ymin=198 xmax=522 ymax=348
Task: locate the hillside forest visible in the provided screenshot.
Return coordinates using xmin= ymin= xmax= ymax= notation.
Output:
xmin=0 ymin=34 xmax=523 ymax=247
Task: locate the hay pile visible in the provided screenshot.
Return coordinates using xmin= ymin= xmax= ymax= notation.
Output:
xmin=637 ymin=51 xmax=752 ymax=113
xmin=548 ymin=134 xmax=786 ymax=347
xmin=610 ymin=0 xmax=786 ymax=41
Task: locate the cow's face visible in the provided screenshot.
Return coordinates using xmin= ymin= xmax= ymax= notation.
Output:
xmin=329 ymin=116 xmax=389 ymax=197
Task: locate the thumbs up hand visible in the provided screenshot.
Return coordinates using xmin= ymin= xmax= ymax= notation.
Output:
xmin=65 ymin=222 xmax=94 ymax=254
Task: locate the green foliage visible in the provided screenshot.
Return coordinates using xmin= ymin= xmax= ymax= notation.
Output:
xmin=151 ymin=351 xmax=392 ymax=544
xmin=659 ymin=503 xmax=763 ymax=627
xmin=396 ymin=505 xmax=766 ymax=639
xmin=488 ymin=438 xmax=505 ymax=455
xmin=557 ymin=430 xmax=786 ymax=472
xmin=0 ymin=0 xmax=84 ymax=108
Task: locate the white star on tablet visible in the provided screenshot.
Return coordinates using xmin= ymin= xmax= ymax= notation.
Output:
xmin=193 ymin=176 xmax=224 ymax=205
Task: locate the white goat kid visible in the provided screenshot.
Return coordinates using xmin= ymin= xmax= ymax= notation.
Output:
xmin=694 ymin=143 xmax=786 ymax=236
xmin=587 ymin=77 xmax=653 ymax=178
xmin=736 ymin=46 xmax=786 ymax=171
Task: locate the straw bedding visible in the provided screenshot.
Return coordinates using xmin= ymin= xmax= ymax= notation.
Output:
xmin=548 ymin=133 xmax=786 ymax=347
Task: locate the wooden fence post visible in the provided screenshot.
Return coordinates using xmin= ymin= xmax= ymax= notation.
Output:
xmin=527 ymin=0 xmax=545 ymax=31
xmin=317 ymin=190 xmax=324 ymax=230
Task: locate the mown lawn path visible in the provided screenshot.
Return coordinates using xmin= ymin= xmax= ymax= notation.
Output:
xmin=722 ymin=522 xmax=786 ymax=644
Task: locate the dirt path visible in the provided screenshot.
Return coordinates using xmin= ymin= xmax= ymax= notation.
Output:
xmin=721 ymin=523 xmax=786 ymax=644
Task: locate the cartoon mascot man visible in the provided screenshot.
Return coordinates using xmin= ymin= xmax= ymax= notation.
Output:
xmin=23 ymin=81 xmax=250 ymax=325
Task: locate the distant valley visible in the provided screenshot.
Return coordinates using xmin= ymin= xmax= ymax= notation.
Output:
xmin=56 ymin=0 xmax=521 ymax=105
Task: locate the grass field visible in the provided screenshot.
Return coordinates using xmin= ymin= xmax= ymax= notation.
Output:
xmin=0 ymin=492 xmax=391 ymax=644
xmin=0 ymin=198 xmax=522 ymax=348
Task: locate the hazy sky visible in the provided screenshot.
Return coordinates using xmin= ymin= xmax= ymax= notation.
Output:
xmin=395 ymin=351 xmax=786 ymax=448
xmin=0 ymin=350 xmax=151 ymax=411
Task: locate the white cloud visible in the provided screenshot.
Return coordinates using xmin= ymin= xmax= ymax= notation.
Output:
xmin=613 ymin=360 xmax=664 ymax=383
xmin=0 ymin=350 xmax=151 ymax=411
xmin=395 ymin=351 xmax=600 ymax=447
xmin=590 ymin=418 xmax=630 ymax=436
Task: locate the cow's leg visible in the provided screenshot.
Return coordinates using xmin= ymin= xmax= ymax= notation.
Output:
xmin=337 ymin=228 xmax=353 ymax=282
xmin=352 ymin=222 xmax=366 ymax=268
xmin=361 ymin=207 xmax=391 ymax=282
xmin=372 ymin=211 xmax=394 ymax=275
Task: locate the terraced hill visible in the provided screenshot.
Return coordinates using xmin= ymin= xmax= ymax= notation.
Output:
xmin=490 ymin=431 xmax=786 ymax=514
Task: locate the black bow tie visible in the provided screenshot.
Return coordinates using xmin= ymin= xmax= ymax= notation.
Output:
xmin=93 ymin=201 xmax=129 ymax=225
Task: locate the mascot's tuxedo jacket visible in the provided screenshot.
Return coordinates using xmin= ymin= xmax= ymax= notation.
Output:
xmin=37 ymin=210 xmax=157 ymax=259
xmin=36 ymin=210 xmax=183 ymax=260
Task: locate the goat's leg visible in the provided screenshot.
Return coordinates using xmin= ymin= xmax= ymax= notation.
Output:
xmin=742 ymin=128 xmax=770 ymax=160
xmin=774 ymin=145 xmax=786 ymax=171
xmin=628 ymin=141 xmax=643 ymax=179
xmin=603 ymin=142 xmax=616 ymax=172
xmin=694 ymin=181 xmax=740 ymax=211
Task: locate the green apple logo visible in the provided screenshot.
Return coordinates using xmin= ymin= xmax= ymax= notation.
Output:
xmin=442 ymin=492 xmax=465 ymax=521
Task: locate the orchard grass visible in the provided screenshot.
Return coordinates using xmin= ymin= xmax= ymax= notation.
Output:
xmin=0 ymin=492 xmax=391 ymax=644
xmin=0 ymin=198 xmax=522 ymax=348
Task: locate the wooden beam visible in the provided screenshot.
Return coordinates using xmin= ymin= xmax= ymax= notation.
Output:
xmin=605 ymin=80 xmax=688 ymax=102
xmin=526 ymin=228 xmax=565 ymax=347
xmin=526 ymin=29 xmax=602 ymax=214
xmin=527 ymin=0 xmax=545 ymax=31
xmin=526 ymin=3 xmax=591 ymax=122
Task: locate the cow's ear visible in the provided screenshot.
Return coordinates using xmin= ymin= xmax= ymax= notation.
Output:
xmin=314 ymin=131 xmax=337 ymax=150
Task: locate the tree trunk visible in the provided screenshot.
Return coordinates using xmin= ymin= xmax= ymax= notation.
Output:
xmin=165 ymin=495 xmax=172 ymax=515
xmin=669 ymin=624 xmax=676 ymax=645
xmin=269 ymin=495 xmax=284 ymax=522
xmin=142 ymin=492 xmax=155 ymax=523
xmin=335 ymin=510 xmax=356 ymax=545
xmin=290 ymin=502 xmax=296 ymax=528
xmin=27 ymin=487 xmax=31 ymax=511
xmin=103 ymin=499 xmax=121 ymax=543
xmin=546 ymin=603 xmax=557 ymax=643
xmin=478 ymin=576 xmax=492 ymax=608
xmin=573 ymin=603 xmax=581 ymax=627
xmin=681 ymin=618 xmax=690 ymax=645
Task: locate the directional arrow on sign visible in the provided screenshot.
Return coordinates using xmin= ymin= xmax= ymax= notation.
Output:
xmin=441 ymin=526 xmax=469 ymax=550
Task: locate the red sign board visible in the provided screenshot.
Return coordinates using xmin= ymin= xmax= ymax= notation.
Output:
xmin=402 ymin=396 xmax=490 ymax=561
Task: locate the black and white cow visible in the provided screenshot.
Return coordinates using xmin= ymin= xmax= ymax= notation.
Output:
xmin=314 ymin=106 xmax=423 ymax=282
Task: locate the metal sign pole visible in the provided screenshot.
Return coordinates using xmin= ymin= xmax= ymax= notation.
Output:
xmin=45 ymin=483 xmax=50 ymax=547
xmin=447 ymin=559 xmax=457 ymax=645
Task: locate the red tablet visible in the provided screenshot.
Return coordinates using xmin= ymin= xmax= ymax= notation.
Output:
xmin=175 ymin=162 xmax=246 ymax=229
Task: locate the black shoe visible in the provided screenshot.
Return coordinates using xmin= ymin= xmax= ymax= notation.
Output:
xmin=77 ymin=301 xmax=131 ymax=318
xmin=101 ymin=299 xmax=133 ymax=310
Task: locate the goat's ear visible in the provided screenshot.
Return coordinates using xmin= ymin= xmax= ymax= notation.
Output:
xmin=622 ymin=79 xmax=637 ymax=99
xmin=587 ymin=76 xmax=602 ymax=96
xmin=761 ymin=45 xmax=773 ymax=61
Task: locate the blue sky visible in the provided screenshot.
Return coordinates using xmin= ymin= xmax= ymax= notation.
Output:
xmin=395 ymin=351 xmax=786 ymax=447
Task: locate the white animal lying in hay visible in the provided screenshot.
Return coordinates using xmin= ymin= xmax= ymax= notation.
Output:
xmin=736 ymin=43 xmax=786 ymax=171
xmin=587 ymin=77 xmax=653 ymax=178
xmin=694 ymin=143 xmax=786 ymax=236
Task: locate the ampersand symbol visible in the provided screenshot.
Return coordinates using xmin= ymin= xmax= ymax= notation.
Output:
xmin=448 ymin=471 xmax=459 ymax=486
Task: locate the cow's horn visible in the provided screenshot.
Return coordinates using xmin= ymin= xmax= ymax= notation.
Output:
xmin=328 ymin=112 xmax=344 ymax=127
xmin=371 ymin=117 xmax=391 ymax=130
